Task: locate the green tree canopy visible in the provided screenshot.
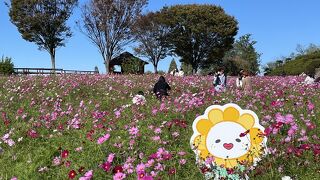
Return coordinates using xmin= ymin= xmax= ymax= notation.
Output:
xmin=8 ymin=0 xmax=78 ymax=70
xmin=160 ymin=4 xmax=238 ymax=74
xmin=168 ymin=58 xmax=177 ymax=73
xmin=222 ymin=34 xmax=261 ymax=75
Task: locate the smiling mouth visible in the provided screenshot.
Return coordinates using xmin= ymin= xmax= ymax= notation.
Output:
xmin=223 ymin=143 xmax=234 ymax=150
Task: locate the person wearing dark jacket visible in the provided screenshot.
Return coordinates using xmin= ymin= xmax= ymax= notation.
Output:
xmin=153 ymin=76 xmax=171 ymax=100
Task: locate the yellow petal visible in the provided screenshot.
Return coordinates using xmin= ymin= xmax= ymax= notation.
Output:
xmin=198 ymin=135 xmax=207 ymax=150
xmin=214 ymin=157 xmax=226 ymax=167
xmin=196 ymin=119 xmax=213 ymax=135
xmin=193 ymin=135 xmax=201 ymax=147
xmin=208 ymin=108 xmax=224 ymax=125
xmin=238 ymin=113 xmax=255 ymax=129
xmin=200 ymin=149 xmax=210 ymax=159
xmin=250 ymin=128 xmax=264 ymax=144
xmin=225 ymin=159 xmax=239 ymax=168
xmin=223 ymin=107 xmax=240 ymax=122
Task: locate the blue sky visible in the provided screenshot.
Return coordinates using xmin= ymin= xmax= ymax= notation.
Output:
xmin=1 ymin=0 xmax=320 ymax=73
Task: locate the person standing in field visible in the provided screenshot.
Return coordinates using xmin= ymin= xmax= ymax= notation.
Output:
xmin=242 ymin=71 xmax=252 ymax=93
xmin=304 ymin=73 xmax=315 ymax=85
xmin=153 ymin=76 xmax=171 ymax=101
xmin=177 ymin=68 xmax=184 ymax=77
xmin=236 ymin=69 xmax=244 ymax=88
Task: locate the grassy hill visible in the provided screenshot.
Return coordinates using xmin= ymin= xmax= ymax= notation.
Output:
xmin=269 ymin=51 xmax=320 ymax=75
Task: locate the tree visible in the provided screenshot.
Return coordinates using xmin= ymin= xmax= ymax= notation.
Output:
xmin=221 ymin=34 xmax=261 ymax=75
xmin=79 ymin=0 xmax=147 ymax=73
xmin=180 ymin=61 xmax=193 ymax=75
xmin=160 ymin=5 xmax=238 ymax=74
xmin=168 ymin=58 xmax=177 ymax=73
xmin=133 ymin=12 xmax=171 ymax=74
xmin=0 ymin=56 xmax=14 ymax=75
xmin=94 ymin=66 xmax=99 ymax=74
xmin=233 ymin=34 xmax=261 ymax=74
xmin=8 ymin=0 xmax=78 ymax=71
xmin=296 ymin=43 xmax=320 ymax=56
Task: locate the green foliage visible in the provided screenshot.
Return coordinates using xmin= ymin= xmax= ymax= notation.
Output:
xmin=168 ymin=59 xmax=177 ymax=73
xmin=94 ymin=66 xmax=99 ymax=74
xmin=121 ymin=57 xmax=143 ymax=74
xmin=0 ymin=56 xmax=14 ymax=75
xmin=157 ymin=70 xmax=166 ymax=74
xmin=160 ymin=4 xmax=238 ymax=73
xmin=265 ymin=43 xmax=320 ymax=76
xmin=8 ymin=0 xmax=78 ymax=69
xmin=181 ymin=61 xmax=193 ymax=75
xmin=269 ymin=51 xmax=320 ymax=75
xmin=222 ymin=34 xmax=261 ymax=75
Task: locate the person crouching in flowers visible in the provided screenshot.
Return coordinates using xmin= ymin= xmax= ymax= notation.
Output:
xmin=132 ymin=91 xmax=146 ymax=105
xmin=153 ymin=76 xmax=171 ymax=101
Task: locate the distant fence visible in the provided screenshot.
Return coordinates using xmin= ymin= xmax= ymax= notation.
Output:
xmin=14 ymin=68 xmax=98 ymax=75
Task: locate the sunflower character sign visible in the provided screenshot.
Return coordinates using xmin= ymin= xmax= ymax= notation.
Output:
xmin=190 ymin=103 xmax=267 ymax=179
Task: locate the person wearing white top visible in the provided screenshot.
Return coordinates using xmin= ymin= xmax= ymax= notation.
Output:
xmin=132 ymin=91 xmax=146 ymax=105
xmin=178 ymin=70 xmax=184 ymax=77
xmin=304 ymin=75 xmax=315 ymax=85
xmin=236 ymin=70 xmax=244 ymax=88
xmin=213 ymin=68 xmax=227 ymax=92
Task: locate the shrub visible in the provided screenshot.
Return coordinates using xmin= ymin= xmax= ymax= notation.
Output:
xmin=122 ymin=57 xmax=142 ymax=74
xmin=0 ymin=56 xmax=14 ymax=75
xmin=168 ymin=59 xmax=177 ymax=73
xmin=269 ymin=51 xmax=320 ymax=75
xmin=94 ymin=66 xmax=99 ymax=74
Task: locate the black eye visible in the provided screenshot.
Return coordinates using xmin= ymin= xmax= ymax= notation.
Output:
xmin=215 ymin=139 xmax=221 ymax=143
xmin=236 ymin=138 xmax=241 ymax=142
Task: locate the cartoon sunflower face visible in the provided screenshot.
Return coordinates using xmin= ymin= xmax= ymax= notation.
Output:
xmin=206 ymin=122 xmax=251 ymax=159
xmin=191 ymin=103 xmax=267 ymax=168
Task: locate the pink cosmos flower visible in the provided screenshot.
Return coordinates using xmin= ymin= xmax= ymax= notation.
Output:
xmin=114 ymin=111 xmax=121 ymax=118
xmin=154 ymin=163 xmax=164 ymax=171
xmin=178 ymin=151 xmax=186 ymax=156
xmin=97 ymin=134 xmax=110 ymax=144
xmin=179 ymin=159 xmax=186 ymax=165
xmin=75 ymin=147 xmax=83 ymax=152
xmin=7 ymin=139 xmax=15 ymax=146
xmin=151 ymin=109 xmax=157 ymax=115
xmin=129 ymin=127 xmax=139 ymax=136
xmin=11 ymin=177 xmax=18 ymax=180
xmin=150 ymin=171 xmax=157 ymax=177
xmin=307 ymin=101 xmax=315 ymax=111
xmin=107 ymin=153 xmax=115 ymax=163
xmin=151 ymin=136 xmax=160 ymax=141
xmin=79 ymin=170 xmax=93 ymax=180
xmin=141 ymin=176 xmax=153 ymax=180
xmin=136 ymin=163 xmax=145 ymax=173
xmin=172 ymin=132 xmax=179 ymax=137
xmin=53 ymin=156 xmax=61 ymax=166
xmin=100 ymin=162 xmax=111 ymax=172
xmin=146 ymin=159 xmax=155 ymax=168
xmin=113 ymin=172 xmax=126 ymax=180
xmin=205 ymin=156 xmax=214 ymax=164
xmin=154 ymin=128 xmax=161 ymax=134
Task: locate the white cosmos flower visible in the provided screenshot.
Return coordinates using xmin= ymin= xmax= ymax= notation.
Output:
xmin=281 ymin=176 xmax=292 ymax=180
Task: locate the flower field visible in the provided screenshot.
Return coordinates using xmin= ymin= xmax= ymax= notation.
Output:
xmin=0 ymin=74 xmax=319 ymax=180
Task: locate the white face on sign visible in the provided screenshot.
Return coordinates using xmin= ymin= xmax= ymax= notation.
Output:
xmin=206 ymin=122 xmax=251 ymax=159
